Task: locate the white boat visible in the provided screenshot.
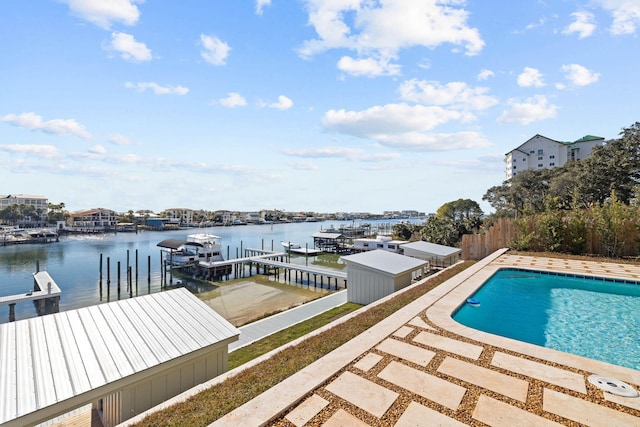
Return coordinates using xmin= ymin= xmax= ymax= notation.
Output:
xmin=281 ymin=241 xmax=301 ymax=250
xmin=281 ymin=241 xmax=322 ymax=256
xmin=160 ymin=234 xmax=225 ymax=266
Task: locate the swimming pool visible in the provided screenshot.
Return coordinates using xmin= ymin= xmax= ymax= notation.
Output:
xmin=453 ymin=268 xmax=640 ymax=370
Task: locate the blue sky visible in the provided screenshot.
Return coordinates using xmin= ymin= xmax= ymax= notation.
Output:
xmin=1 ymin=1 xmax=639 ymax=215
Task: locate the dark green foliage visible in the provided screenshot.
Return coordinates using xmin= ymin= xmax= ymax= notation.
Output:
xmin=393 ymin=222 xmax=414 ymax=240
xmin=562 ymin=210 xmax=588 ymax=254
xmin=419 ymin=199 xmax=484 ymax=246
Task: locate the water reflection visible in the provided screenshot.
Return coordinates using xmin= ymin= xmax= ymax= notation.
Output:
xmin=0 ymin=219 xmax=414 ymax=322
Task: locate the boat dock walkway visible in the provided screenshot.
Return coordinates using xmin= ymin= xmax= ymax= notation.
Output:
xmin=0 ymin=271 xmax=61 ymax=321
xmin=170 ymin=248 xmax=348 ymax=290
xmin=230 ymin=290 xmax=348 ymax=351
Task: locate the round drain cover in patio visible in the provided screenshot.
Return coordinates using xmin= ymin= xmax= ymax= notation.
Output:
xmin=588 ymin=375 xmax=639 ymax=397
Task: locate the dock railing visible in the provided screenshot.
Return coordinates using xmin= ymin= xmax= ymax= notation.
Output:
xmin=0 ymin=271 xmax=61 ymax=321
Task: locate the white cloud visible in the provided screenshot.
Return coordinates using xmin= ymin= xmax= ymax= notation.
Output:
xmin=109 ymin=134 xmax=133 ymax=145
xmin=373 ymin=131 xmax=491 ymax=151
xmin=320 ymin=103 xmax=487 ymax=151
xmin=398 ymin=79 xmax=498 ymax=110
xmin=0 ymin=144 xmax=60 ymax=159
xmin=337 ymin=56 xmax=401 ymax=77
xmin=288 ymin=160 xmax=319 ymax=170
xmin=563 ymin=11 xmax=597 ymax=38
xmin=517 ymin=67 xmax=545 ymax=87
xmin=561 ymin=64 xmax=600 ymax=86
xmin=477 ymin=69 xmax=494 ymax=81
xmin=497 ymin=95 xmax=558 ymax=125
xmin=282 ymin=146 xmax=400 ymax=162
xmin=525 ymin=17 xmax=548 ymax=31
xmin=125 ymin=82 xmax=189 ymax=95
xmin=1 ymin=112 xmax=92 ymax=139
xmin=89 ymin=144 xmax=107 ymax=155
xmin=299 ymin=0 xmax=484 ymax=77
xmin=595 ymin=0 xmax=640 ymax=35
xmin=219 ymin=92 xmax=248 ymax=108
xmin=322 ymin=104 xmax=464 ymax=135
xmin=200 ymin=34 xmax=231 ymax=65
xmin=256 ymin=0 xmax=272 ymax=15
xmin=61 ymin=0 xmax=142 ymax=29
xmin=105 ymin=32 xmax=152 ymax=62
xmin=69 ymin=146 xmax=143 ymax=164
xmin=269 ymin=95 xmax=294 ymax=110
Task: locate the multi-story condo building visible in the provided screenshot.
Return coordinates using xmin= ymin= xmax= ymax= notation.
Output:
xmin=505 ymin=134 xmax=605 ymax=180
xmin=0 ymin=194 xmax=49 ymax=223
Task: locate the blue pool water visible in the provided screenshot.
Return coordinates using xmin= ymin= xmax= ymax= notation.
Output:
xmin=453 ymin=268 xmax=640 ymax=370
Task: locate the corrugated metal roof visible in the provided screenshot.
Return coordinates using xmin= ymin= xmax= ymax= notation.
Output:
xmin=341 ymin=250 xmax=426 ymax=275
xmin=0 ymin=288 xmax=239 ymax=425
xmin=400 ymin=241 xmax=461 ymax=256
xmin=312 ymin=232 xmax=343 ymax=239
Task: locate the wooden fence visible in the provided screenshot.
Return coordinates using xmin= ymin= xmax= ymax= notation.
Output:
xmin=461 ymin=216 xmax=640 ymax=260
xmin=461 ymin=217 xmax=514 ymax=260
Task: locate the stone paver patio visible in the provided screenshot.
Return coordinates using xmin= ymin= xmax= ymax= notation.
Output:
xmin=211 ymin=250 xmax=640 ymax=426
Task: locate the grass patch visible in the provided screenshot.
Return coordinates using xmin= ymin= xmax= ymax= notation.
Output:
xmin=133 ymin=262 xmax=473 ymax=427
xmin=228 ymin=302 xmax=361 ymax=369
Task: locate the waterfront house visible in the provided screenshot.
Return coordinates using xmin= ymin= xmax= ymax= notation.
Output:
xmin=341 ymin=250 xmax=427 ymax=305
xmin=504 ymin=134 xmax=604 ymax=180
xmin=69 ymin=208 xmax=118 ymax=230
xmin=162 ymin=208 xmax=195 ymax=227
xmin=245 ymin=212 xmax=262 ymax=223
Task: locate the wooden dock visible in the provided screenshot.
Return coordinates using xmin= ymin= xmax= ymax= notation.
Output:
xmin=163 ymin=248 xmax=347 ymax=290
xmin=0 ymin=271 xmax=61 ymax=322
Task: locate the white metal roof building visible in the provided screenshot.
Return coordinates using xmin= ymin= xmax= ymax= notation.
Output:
xmin=0 ymin=288 xmax=239 ymax=427
xmin=400 ymin=241 xmax=462 ymax=267
xmin=341 ymin=250 xmax=427 ymax=305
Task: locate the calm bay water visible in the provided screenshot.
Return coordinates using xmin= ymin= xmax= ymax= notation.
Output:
xmin=0 ymin=219 xmax=406 ymax=323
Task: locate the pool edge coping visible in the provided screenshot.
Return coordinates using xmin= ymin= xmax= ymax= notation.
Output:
xmin=427 ymin=254 xmax=640 ymax=386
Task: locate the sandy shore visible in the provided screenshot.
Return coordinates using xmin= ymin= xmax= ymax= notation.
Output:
xmin=198 ymin=279 xmax=326 ymax=326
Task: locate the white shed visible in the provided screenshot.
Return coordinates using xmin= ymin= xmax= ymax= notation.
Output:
xmin=400 ymin=241 xmax=462 ymax=267
xmin=342 ymin=250 xmax=427 ymax=305
xmin=0 ymin=288 xmax=239 ymax=427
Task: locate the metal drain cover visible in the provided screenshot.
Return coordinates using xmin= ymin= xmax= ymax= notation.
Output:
xmin=588 ymin=375 xmax=640 ymax=397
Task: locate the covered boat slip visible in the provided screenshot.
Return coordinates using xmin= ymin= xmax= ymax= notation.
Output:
xmin=0 ymin=288 xmax=239 ymax=427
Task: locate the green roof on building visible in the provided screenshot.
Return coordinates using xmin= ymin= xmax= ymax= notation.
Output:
xmin=573 ymin=135 xmax=604 ymax=143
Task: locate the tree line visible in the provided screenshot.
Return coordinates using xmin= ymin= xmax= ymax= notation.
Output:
xmin=0 ymin=202 xmax=69 ymax=227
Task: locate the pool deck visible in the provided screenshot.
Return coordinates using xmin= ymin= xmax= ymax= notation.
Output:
xmin=212 ymin=250 xmax=640 ymax=426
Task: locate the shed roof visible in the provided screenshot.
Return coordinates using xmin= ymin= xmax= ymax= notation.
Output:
xmin=341 ymin=250 xmax=426 ymax=275
xmin=400 ymin=241 xmax=461 ymax=256
xmin=0 ymin=288 xmax=239 ymax=426
xmin=312 ymin=232 xmax=343 ymax=239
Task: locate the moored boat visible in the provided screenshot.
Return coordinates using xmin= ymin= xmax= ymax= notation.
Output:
xmin=281 ymin=241 xmax=301 ymax=251
xmin=159 ymin=233 xmax=225 ymax=266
